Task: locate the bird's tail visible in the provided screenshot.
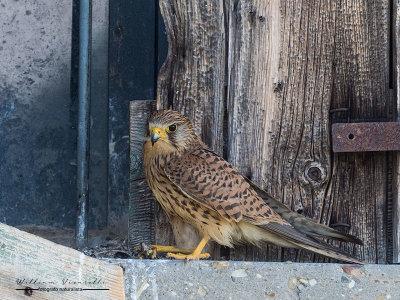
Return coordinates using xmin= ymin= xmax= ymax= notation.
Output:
xmin=247 ymin=179 xmax=363 ymax=245
xmin=290 ymin=240 xmax=364 ymax=264
xmin=257 ymin=221 xmax=365 ymax=264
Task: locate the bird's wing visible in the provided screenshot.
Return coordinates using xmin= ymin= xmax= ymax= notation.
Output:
xmin=165 ymin=148 xmax=364 ymax=264
xmin=164 ymin=148 xmax=288 ymax=224
xmin=246 ymin=179 xmax=364 ymax=245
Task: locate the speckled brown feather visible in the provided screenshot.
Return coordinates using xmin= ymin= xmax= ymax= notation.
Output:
xmin=143 ymin=109 xmax=364 ymax=263
xmin=165 ymin=148 xmax=287 ymax=225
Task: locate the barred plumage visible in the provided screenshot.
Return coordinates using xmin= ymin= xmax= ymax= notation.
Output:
xmin=143 ymin=109 xmax=364 ymax=263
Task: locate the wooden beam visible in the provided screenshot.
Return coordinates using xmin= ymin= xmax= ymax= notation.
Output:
xmin=129 ymin=100 xmax=156 ymax=248
xmin=0 ymin=222 xmax=125 ymax=299
xmin=128 ymin=100 xmax=193 ymax=249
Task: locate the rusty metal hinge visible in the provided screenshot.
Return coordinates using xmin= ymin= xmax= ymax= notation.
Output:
xmin=332 ymin=122 xmax=400 ymax=152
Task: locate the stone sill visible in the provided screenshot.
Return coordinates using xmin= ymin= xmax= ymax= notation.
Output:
xmin=107 ymin=259 xmax=400 ymax=300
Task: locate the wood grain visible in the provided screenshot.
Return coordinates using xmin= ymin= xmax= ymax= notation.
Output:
xmin=227 ymin=0 xmax=392 ymax=263
xmin=226 ymin=0 xmax=287 ymax=261
xmin=0 ymin=222 xmax=125 ymax=300
xmin=157 ymin=0 xmax=225 ymax=155
xmin=326 ymin=0 xmax=391 ymax=264
xmin=129 ymin=101 xmax=178 ymax=249
xmin=129 ymin=100 xmax=157 ymax=248
xmin=156 ymin=0 xmax=394 ymax=263
xmin=157 ymin=0 xmax=226 ymax=256
xmin=227 ymin=0 xmax=335 ymax=262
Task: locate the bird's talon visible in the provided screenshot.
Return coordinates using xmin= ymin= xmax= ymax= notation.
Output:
xmin=166 ymin=252 xmax=210 ymax=261
xmin=150 ymin=245 xmax=193 ymax=254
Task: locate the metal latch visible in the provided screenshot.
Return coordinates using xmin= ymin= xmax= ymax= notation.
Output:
xmin=332 ymin=122 xmax=400 ymax=152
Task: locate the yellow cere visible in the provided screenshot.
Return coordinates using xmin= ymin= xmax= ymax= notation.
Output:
xmin=151 ymin=128 xmax=167 ymax=139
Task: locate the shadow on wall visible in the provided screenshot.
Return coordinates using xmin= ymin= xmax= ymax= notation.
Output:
xmin=0 ymin=0 xmax=108 ymax=232
xmin=0 ymin=83 xmax=76 ymax=227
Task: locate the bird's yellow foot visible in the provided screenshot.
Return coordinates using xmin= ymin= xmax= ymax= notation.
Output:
xmin=166 ymin=237 xmax=211 ymax=262
xmin=150 ymin=245 xmax=193 ymax=254
xmin=166 ymin=252 xmax=210 ymax=262
xmin=135 ymin=245 xmax=194 ymax=259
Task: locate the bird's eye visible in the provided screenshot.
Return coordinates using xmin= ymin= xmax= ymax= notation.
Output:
xmin=166 ymin=124 xmax=178 ymax=133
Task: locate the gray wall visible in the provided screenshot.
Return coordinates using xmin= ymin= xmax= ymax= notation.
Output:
xmin=0 ymin=0 xmax=109 ymax=231
xmin=0 ymin=0 xmax=75 ymax=227
xmin=0 ymin=0 xmax=166 ymax=242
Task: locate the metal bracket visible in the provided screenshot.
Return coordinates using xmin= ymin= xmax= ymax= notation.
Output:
xmin=332 ymin=122 xmax=400 ymax=152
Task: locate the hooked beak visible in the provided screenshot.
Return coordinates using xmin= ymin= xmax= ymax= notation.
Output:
xmin=150 ymin=128 xmax=165 ymax=146
xmin=151 ymin=132 xmax=161 ymax=146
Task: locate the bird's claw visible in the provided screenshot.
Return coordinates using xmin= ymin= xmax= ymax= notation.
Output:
xmin=166 ymin=252 xmax=210 ymax=262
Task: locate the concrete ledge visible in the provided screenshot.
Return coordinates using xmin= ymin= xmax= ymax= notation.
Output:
xmin=108 ymin=259 xmax=400 ymax=300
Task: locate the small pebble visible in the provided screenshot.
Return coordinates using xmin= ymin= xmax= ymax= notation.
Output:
xmin=256 ymin=274 xmax=262 ymax=279
xmin=309 ymin=279 xmax=317 ymax=287
xmin=265 ymin=292 xmax=275 ymax=298
xmin=196 ymin=285 xmax=207 ymax=296
xmin=231 ymin=269 xmax=248 ymax=280
xmin=299 ymin=278 xmax=308 ymax=285
xmin=211 ymin=261 xmax=229 ymax=268
xmin=341 ymin=276 xmax=350 ymax=283
xmin=348 ymin=280 xmax=355 ymax=289
xmin=288 ymin=277 xmax=298 ymax=290
xmin=342 ymin=265 xmax=366 ymax=279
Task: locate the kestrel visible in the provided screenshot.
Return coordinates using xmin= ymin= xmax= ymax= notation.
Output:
xmin=143 ymin=110 xmax=364 ymax=263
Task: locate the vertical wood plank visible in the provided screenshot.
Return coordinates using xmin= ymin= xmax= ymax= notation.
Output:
xmin=157 ymin=0 xmax=226 ymax=155
xmin=227 ymin=0 xmax=391 ymax=263
xmin=394 ymin=0 xmax=400 ymax=264
xmin=327 ymin=0 xmax=391 ymax=264
xmin=129 ymin=101 xmax=156 ymax=248
xmin=157 ymin=6 xmax=168 ymax=74
xmin=227 ymin=0 xmax=336 ymax=262
xmin=157 ymin=0 xmax=226 ymax=255
xmin=129 ymin=100 xmax=176 ymax=249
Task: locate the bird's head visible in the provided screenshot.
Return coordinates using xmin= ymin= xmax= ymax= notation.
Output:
xmin=146 ymin=110 xmax=198 ymax=153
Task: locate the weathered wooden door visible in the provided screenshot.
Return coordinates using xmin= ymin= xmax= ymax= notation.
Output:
xmin=130 ymin=0 xmax=400 ymax=264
